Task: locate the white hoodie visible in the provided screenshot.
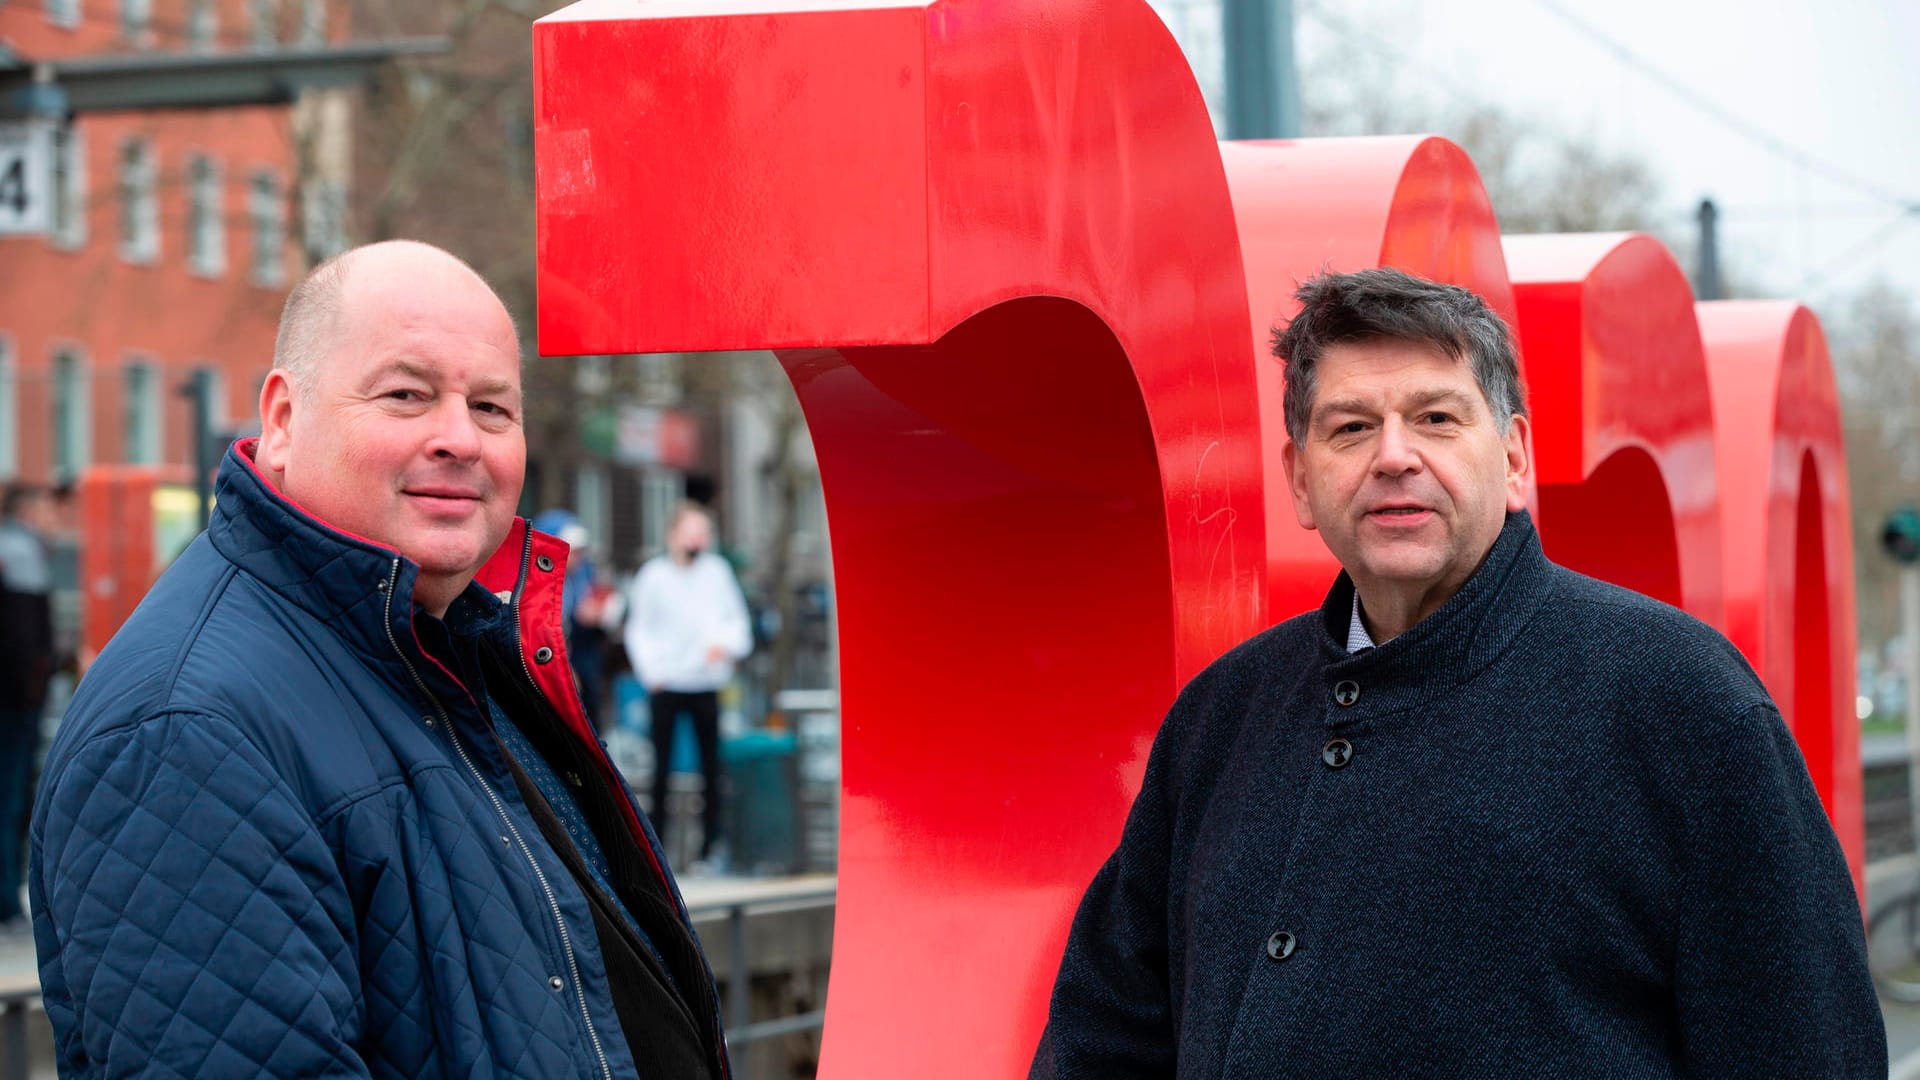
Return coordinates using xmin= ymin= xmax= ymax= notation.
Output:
xmin=623 ymin=552 xmax=752 ymax=693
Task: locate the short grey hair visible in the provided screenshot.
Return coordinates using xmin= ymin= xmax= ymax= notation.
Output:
xmin=1271 ymin=267 xmax=1528 ymax=445
xmin=272 ymin=249 xmax=352 ymax=398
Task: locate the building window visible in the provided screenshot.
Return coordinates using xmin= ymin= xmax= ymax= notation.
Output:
xmin=49 ymin=122 xmax=87 ymax=250
xmin=249 ymin=170 xmax=285 ymax=285
xmin=297 ymin=0 xmax=325 ymax=46
xmin=123 ymin=358 xmax=161 ymax=465
xmin=301 ymin=178 xmax=345 ymax=260
xmin=188 ymin=0 xmax=218 ymax=50
xmin=188 ymin=154 xmax=225 ymax=276
xmin=194 ymin=366 xmax=228 ymax=436
xmin=251 ymin=0 xmax=279 ymax=48
xmin=46 ymin=0 xmax=80 ymax=31
xmin=119 ymin=137 xmax=158 ymax=264
xmin=122 ymin=0 xmax=152 ymax=45
xmin=51 ymin=347 xmax=90 ymax=480
xmin=0 ymin=335 xmax=16 ymax=481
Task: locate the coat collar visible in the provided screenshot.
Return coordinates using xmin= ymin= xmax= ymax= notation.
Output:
xmin=205 ymin=438 xmax=545 ymax=664
xmin=1314 ymin=511 xmax=1555 ymax=723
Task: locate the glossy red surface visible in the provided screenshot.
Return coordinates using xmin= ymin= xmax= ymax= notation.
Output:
xmin=1505 ymin=234 xmax=1725 ymax=629
xmin=1698 ymin=301 xmax=1863 ymax=902
xmin=1221 ymin=135 xmax=1529 ymax=622
xmin=533 ymin=0 xmax=1867 ymax=1070
xmin=537 ymin=2 xmax=1264 ymax=1074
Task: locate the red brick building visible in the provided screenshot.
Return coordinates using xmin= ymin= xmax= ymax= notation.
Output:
xmin=0 ymin=0 xmax=344 ymax=485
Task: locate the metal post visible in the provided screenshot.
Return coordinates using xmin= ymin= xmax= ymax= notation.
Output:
xmin=1903 ymin=566 xmax=1920 ymax=854
xmin=1222 ymin=0 xmax=1300 ymax=140
xmin=1 ymin=1001 xmax=26 ymax=1080
xmin=186 ymin=368 xmax=213 ymax=529
xmin=728 ymin=904 xmax=750 ymax=1073
xmin=1694 ymin=197 xmax=1723 ymax=301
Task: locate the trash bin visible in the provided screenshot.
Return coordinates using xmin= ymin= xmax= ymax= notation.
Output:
xmin=721 ymin=730 xmax=799 ymax=874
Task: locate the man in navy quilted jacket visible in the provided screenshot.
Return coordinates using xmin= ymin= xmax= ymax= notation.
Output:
xmin=31 ymin=241 xmax=729 ymax=1078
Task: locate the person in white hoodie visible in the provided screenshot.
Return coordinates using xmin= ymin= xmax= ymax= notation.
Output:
xmin=625 ymin=502 xmax=752 ymax=868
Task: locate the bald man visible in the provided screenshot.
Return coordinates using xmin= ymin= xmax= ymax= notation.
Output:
xmin=31 ymin=242 xmax=729 ymax=1079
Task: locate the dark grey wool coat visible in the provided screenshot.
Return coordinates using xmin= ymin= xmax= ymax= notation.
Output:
xmin=1032 ymin=512 xmax=1884 ymax=1078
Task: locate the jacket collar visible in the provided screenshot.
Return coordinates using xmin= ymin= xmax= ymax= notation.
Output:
xmin=1314 ymin=510 xmax=1554 ymax=722
xmin=206 ymin=438 xmax=539 ymax=663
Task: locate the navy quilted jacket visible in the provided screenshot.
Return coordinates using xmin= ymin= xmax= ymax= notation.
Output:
xmin=30 ymin=441 xmax=725 ymax=1078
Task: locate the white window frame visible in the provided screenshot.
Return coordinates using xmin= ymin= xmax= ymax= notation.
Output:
xmin=51 ymin=345 xmax=91 ymax=480
xmin=49 ymin=121 xmax=87 ymax=250
xmin=301 ymin=177 xmax=345 ymax=260
xmin=122 ymin=356 xmax=162 ymax=465
xmin=297 ymin=0 xmax=326 ymax=46
xmin=188 ymin=153 xmax=226 ymax=277
xmin=45 ymin=0 xmax=80 ymax=31
xmin=0 ymin=334 xmax=17 ymax=482
xmin=119 ymin=136 xmax=158 ymax=265
xmin=249 ymin=169 xmax=286 ymax=286
xmin=122 ymin=0 xmax=153 ymax=46
xmin=188 ymin=0 xmax=219 ymax=50
xmin=251 ymin=0 xmax=280 ymax=48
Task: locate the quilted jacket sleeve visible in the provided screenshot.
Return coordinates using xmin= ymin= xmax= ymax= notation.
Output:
xmin=32 ymin=709 xmax=371 ymax=1078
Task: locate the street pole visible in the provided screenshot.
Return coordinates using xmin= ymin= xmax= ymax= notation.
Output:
xmin=1222 ymin=0 xmax=1300 ymax=140
xmin=1904 ymin=565 xmax=1920 ymax=854
xmin=1694 ymin=197 xmax=1723 ymax=301
xmin=189 ymin=368 xmax=212 ymax=530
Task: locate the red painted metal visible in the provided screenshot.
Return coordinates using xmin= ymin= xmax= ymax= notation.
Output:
xmin=1505 ymin=234 xmax=1726 ymax=630
xmin=536 ymin=2 xmax=1264 ymax=1075
xmin=1221 ymin=135 xmax=1529 ymax=622
xmin=1698 ymin=301 xmax=1863 ymax=902
xmin=533 ymin=0 xmax=1868 ymax=1070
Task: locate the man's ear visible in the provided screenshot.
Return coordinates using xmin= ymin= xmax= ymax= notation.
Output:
xmin=1503 ymin=413 xmax=1533 ymax=513
xmin=257 ymin=370 xmax=296 ymax=476
xmin=1283 ymin=436 xmax=1318 ymax=531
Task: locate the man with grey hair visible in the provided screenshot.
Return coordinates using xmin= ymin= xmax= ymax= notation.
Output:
xmin=33 ymin=240 xmax=729 ymax=1078
xmin=1031 ymin=267 xmax=1882 ymax=1077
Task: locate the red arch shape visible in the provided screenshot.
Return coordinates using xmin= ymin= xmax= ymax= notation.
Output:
xmin=535 ymin=2 xmax=1264 ymax=1074
xmin=1221 ymin=135 xmax=1528 ymax=621
xmin=1505 ymin=233 xmax=1726 ymax=629
xmin=1698 ymin=301 xmax=1864 ymax=900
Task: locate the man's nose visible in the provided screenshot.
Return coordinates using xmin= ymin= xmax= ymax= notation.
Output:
xmin=1372 ymin=415 xmax=1422 ymax=476
xmin=426 ymin=397 xmax=483 ymax=460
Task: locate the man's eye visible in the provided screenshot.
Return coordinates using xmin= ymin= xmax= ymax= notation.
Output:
xmin=1422 ymin=412 xmax=1456 ymax=425
xmin=475 ymin=401 xmax=509 ymax=417
xmin=1336 ymin=421 xmax=1368 ymax=435
xmin=385 ymin=388 xmax=425 ymax=402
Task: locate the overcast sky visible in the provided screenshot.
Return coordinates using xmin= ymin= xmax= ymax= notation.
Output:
xmin=1155 ymin=0 xmax=1920 ymax=313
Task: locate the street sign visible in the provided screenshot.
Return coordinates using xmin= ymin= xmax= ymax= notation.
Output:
xmin=0 ymin=119 xmax=54 ymax=236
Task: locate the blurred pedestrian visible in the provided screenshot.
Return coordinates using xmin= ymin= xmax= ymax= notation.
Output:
xmin=626 ymin=503 xmax=751 ymax=870
xmin=32 ymin=241 xmax=728 ymax=1078
xmin=533 ymin=509 xmax=625 ymax=733
xmin=0 ymin=483 xmax=56 ymax=934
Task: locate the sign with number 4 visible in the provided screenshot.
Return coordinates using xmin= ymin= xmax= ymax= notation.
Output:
xmin=0 ymin=120 xmax=54 ymax=236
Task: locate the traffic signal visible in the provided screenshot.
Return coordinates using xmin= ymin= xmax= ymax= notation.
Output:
xmin=1883 ymin=506 xmax=1920 ymax=564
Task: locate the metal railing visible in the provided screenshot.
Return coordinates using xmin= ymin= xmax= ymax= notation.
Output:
xmin=686 ymin=877 xmax=837 ymax=1072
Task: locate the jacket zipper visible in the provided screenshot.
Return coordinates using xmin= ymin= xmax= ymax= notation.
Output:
xmin=382 ymin=556 xmax=616 ymax=1080
xmin=507 ymin=534 xmax=733 ymax=1079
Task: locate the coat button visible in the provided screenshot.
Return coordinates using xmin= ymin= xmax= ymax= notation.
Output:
xmin=1333 ymin=680 xmax=1360 ymax=707
xmin=534 ymin=646 xmax=554 ymax=664
xmin=535 ymin=554 xmax=555 ymax=572
xmin=548 ymin=975 xmax=564 ymax=991
xmin=422 ymin=716 xmax=436 ymax=729
xmin=1322 ymin=738 xmax=1353 ymax=768
xmin=1265 ymin=931 xmax=1296 ymax=961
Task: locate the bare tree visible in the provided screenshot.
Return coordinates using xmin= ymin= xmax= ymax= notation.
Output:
xmin=1833 ymin=280 xmax=1920 ymax=650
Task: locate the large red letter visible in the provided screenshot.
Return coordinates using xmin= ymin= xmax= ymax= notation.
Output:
xmin=536 ymin=1 xmax=1262 ymax=1074
xmin=1699 ymin=301 xmax=1864 ymax=899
